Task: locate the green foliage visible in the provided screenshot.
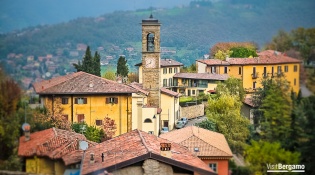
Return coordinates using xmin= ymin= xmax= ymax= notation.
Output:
xmin=195 ymin=119 xmax=216 ymax=132
xmin=229 ymin=160 xmax=252 ymax=175
xmin=180 ymin=63 xmax=196 ymax=73
xmin=102 ymin=70 xmax=116 ymax=80
xmin=214 ymin=49 xmax=233 ymax=60
xmin=0 ymin=69 xmax=22 ymax=170
xmin=244 ymin=140 xmax=300 ymax=175
xmin=251 ymin=78 xmax=292 ymax=145
xmin=71 ymin=122 xmax=104 ymax=143
xmin=230 ymin=47 xmax=258 ymax=58
xmin=215 ymin=77 xmax=245 ymax=101
xmin=206 ymin=94 xmax=250 ymax=153
xmin=265 ymin=30 xmax=292 ymax=51
xmin=73 ymin=46 xmax=101 ymax=76
xmin=116 ymin=56 xmax=129 ymax=78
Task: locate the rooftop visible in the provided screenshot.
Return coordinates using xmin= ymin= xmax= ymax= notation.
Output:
xmin=173 ymin=73 xmax=229 ymax=81
xmin=32 ymin=71 xmax=138 ymax=94
xmin=135 ymin=58 xmax=183 ymax=67
xmin=81 ymin=129 xmax=215 ymax=175
xmin=160 ymin=126 xmax=233 ymax=158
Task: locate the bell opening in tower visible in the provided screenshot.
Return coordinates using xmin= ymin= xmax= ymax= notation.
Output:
xmin=147 ymin=33 xmax=155 ymax=52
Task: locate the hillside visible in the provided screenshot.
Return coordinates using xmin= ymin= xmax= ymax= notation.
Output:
xmin=0 ymin=0 xmax=315 ymax=88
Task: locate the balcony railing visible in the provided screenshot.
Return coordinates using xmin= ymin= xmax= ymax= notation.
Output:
xmin=251 ymin=72 xmax=259 ymax=79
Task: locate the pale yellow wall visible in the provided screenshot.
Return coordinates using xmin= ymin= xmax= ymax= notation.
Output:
xmin=197 ymin=62 xmax=207 ymax=73
xmin=138 ymin=66 xmax=143 ymax=84
xmin=26 ymin=157 xmax=57 ymax=174
xmin=161 ymin=66 xmax=181 ymax=87
xmin=131 ymin=93 xmax=147 ymax=130
xmin=141 ymin=107 xmax=159 ymax=136
xmin=160 ymin=94 xmax=179 ymax=130
xmin=42 ymin=94 xmax=132 ymax=136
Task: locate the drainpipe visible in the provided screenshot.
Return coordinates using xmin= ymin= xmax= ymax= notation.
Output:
xmin=71 ymin=95 xmax=74 ymax=123
xmin=126 ymin=95 xmax=129 ymax=132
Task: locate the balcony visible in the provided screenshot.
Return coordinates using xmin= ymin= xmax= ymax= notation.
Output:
xmin=251 ymin=72 xmax=259 ymax=79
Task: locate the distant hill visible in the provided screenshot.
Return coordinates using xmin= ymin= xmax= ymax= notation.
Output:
xmin=0 ymin=0 xmax=315 ymax=86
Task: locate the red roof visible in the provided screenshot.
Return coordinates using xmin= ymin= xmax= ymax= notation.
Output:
xmin=18 ymin=128 xmax=97 ymax=163
xmin=81 ymin=129 xmax=215 ymax=175
xmin=32 ymin=71 xmax=138 ymax=94
xmin=160 ymin=87 xmax=180 ymax=97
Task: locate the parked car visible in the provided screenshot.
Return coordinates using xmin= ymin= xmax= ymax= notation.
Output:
xmin=180 ymin=117 xmax=188 ymax=125
xmin=160 ymin=127 xmax=169 ymax=134
xmin=175 ymin=121 xmax=185 ymax=129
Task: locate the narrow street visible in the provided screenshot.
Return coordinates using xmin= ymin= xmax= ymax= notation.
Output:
xmin=186 ymin=115 xmax=207 ymax=127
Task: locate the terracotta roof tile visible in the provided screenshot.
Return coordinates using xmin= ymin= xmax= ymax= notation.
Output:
xmin=160 ymin=58 xmax=183 ymax=67
xmin=160 ymin=126 xmax=232 ymax=158
xmin=81 ymin=129 xmax=215 ymax=175
xmin=32 ymin=71 xmax=138 ymax=94
xmin=243 ymin=97 xmax=255 ymax=107
xmin=197 ymin=59 xmax=230 ymax=65
xmin=18 ymin=128 xmax=97 ymax=162
xmin=173 ymin=73 xmax=229 ymax=80
xmin=129 ymin=82 xmax=149 ymax=95
xmin=160 ymin=87 xmax=180 ymax=97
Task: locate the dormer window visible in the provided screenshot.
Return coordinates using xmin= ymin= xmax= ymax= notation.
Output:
xmin=147 ymin=33 xmax=155 ymax=52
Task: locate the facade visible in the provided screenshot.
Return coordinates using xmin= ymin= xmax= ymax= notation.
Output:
xmin=32 ymin=71 xmax=137 ymax=136
xmin=172 ymin=73 xmax=229 ymax=96
xmin=80 ymin=129 xmax=216 ymax=175
xmin=196 ymin=50 xmax=301 ymax=94
xmin=18 ymin=127 xmax=96 ymax=175
xmin=160 ymin=126 xmax=233 ymax=175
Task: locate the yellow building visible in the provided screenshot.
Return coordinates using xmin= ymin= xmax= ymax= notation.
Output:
xmin=196 ymin=50 xmax=301 ymax=94
xmin=32 ymin=71 xmax=137 ymax=136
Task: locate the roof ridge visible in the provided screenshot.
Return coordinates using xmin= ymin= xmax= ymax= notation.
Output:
xmin=137 ymin=130 xmax=151 ymax=152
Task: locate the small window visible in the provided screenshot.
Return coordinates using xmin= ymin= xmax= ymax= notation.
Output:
xmin=75 ymin=97 xmax=87 ymax=104
xmin=209 ymin=163 xmax=217 ymax=173
xmin=294 ymin=78 xmax=296 ymax=86
xmin=192 ymin=90 xmax=195 ymax=95
xmin=77 ymin=114 xmax=85 ymax=123
xmin=62 ymin=97 xmax=69 ymax=104
xmin=284 ymin=65 xmax=289 ymax=72
xmin=144 ymin=118 xmax=152 ymax=123
xmin=238 ymin=67 xmax=242 ymax=75
xmin=106 ymin=97 xmax=118 ymax=104
xmin=169 ymin=68 xmax=172 ymax=74
xmin=148 ymin=131 xmax=154 ymax=134
xmin=95 ymin=120 xmax=103 ymax=126
xmin=174 ymin=67 xmax=178 ymax=73
xmin=163 ymin=68 xmax=167 ymax=74
xmin=169 ymin=78 xmax=173 ymax=86
xmin=163 ymin=79 xmax=167 ymax=87
xmin=277 ymin=66 xmax=282 ymax=73
xmin=294 ymin=65 xmax=298 ymax=72
xmin=253 ymin=81 xmax=256 ymax=89
xmin=211 ymin=66 xmax=216 ymax=74
xmin=224 ymin=66 xmax=228 ymax=74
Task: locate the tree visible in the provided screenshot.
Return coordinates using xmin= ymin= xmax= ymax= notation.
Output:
xmin=102 ymin=70 xmax=116 ymax=81
xmin=214 ymin=50 xmax=233 ymax=60
xmin=210 ymin=42 xmax=258 ymax=58
xmin=195 ymin=119 xmax=216 ymax=132
xmin=71 ymin=122 xmax=104 ymax=143
xmin=180 ymin=63 xmax=197 ymax=73
xmin=251 ymin=78 xmax=292 ymax=145
xmin=73 ymin=46 xmax=101 ymax=76
xmin=0 ymin=69 xmax=22 ymax=170
xmin=215 ymin=77 xmax=246 ymax=102
xmin=244 ymin=140 xmax=300 ymax=175
xmin=116 ymin=56 xmax=129 ymax=78
xmin=265 ymin=30 xmax=292 ymax=52
xmin=230 ymin=47 xmax=258 ymax=58
xmin=102 ymin=116 xmax=117 ymax=141
xmin=206 ymin=93 xmax=250 ymax=153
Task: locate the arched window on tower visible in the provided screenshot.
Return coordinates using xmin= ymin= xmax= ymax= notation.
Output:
xmin=147 ymin=33 xmax=155 ymax=52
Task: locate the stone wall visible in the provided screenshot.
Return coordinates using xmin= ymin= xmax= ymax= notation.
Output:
xmin=180 ymin=104 xmax=204 ymax=119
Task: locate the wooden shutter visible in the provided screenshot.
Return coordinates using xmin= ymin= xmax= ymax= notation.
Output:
xmin=114 ymin=97 xmax=118 ymax=104
xmin=74 ymin=98 xmax=78 ymax=104
xmin=105 ymin=98 xmax=109 ymax=104
xmin=77 ymin=114 xmax=84 ymax=123
xmin=83 ymin=98 xmax=87 ymax=104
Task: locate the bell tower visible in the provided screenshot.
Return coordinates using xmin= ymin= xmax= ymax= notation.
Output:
xmin=141 ymin=15 xmax=161 ymax=107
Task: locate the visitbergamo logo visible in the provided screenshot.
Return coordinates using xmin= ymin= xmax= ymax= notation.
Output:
xmin=266 ymin=163 xmax=305 ymax=173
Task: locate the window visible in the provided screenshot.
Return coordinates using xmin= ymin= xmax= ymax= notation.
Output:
xmin=211 ymin=66 xmax=216 ymax=74
xmin=277 ymin=66 xmax=282 ymax=74
xmin=169 ymin=68 xmax=172 ymax=74
xmin=75 ymin=97 xmax=87 ymax=104
xmin=294 ymin=65 xmax=298 ymax=72
xmin=62 ymin=115 xmax=68 ymax=121
xmin=209 ymin=163 xmax=217 ymax=173
xmin=77 ymin=114 xmax=85 ymax=123
xmin=62 ymin=97 xmax=69 ymax=104
xmin=169 ymin=78 xmax=173 ymax=86
xmin=163 ymin=68 xmax=167 ymax=74
xmin=96 ymin=120 xmax=103 ymax=126
xmin=148 ymin=131 xmax=154 ymax=134
xmin=106 ymin=97 xmax=118 ymax=104
xmin=253 ymin=81 xmax=256 ymax=89
xmin=271 ymin=66 xmax=274 ymax=76
xmin=144 ymin=118 xmax=152 ymax=123
xmin=224 ymin=66 xmax=228 ymax=74
xmin=284 ymin=65 xmax=289 ymax=72
xmin=294 ymin=78 xmax=296 ymax=86
xmin=163 ymin=79 xmax=167 ymax=87
xmin=239 ymin=67 xmax=242 ymax=75
xmin=147 ymin=33 xmax=154 ymax=52
xmin=263 ymin=67 xmax=267 ymax=77
xmin=192 ymin=90 xmax=195 ymax=95
xmin=174 ymin=67 xmax=178 ymax=73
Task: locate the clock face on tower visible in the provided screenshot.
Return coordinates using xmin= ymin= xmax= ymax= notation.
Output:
xmin=145 ymin=57 xmax=156 ymax=68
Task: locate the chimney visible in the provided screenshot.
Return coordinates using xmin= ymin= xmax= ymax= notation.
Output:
xmin=90 ymin=153 xmax=95 ymax=163
xmin=22 ymin=123 xmax=31 ymax=141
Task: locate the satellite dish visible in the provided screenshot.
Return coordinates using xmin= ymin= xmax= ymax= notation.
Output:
xmin=79 ymin=140 xmax=88 ymax=151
